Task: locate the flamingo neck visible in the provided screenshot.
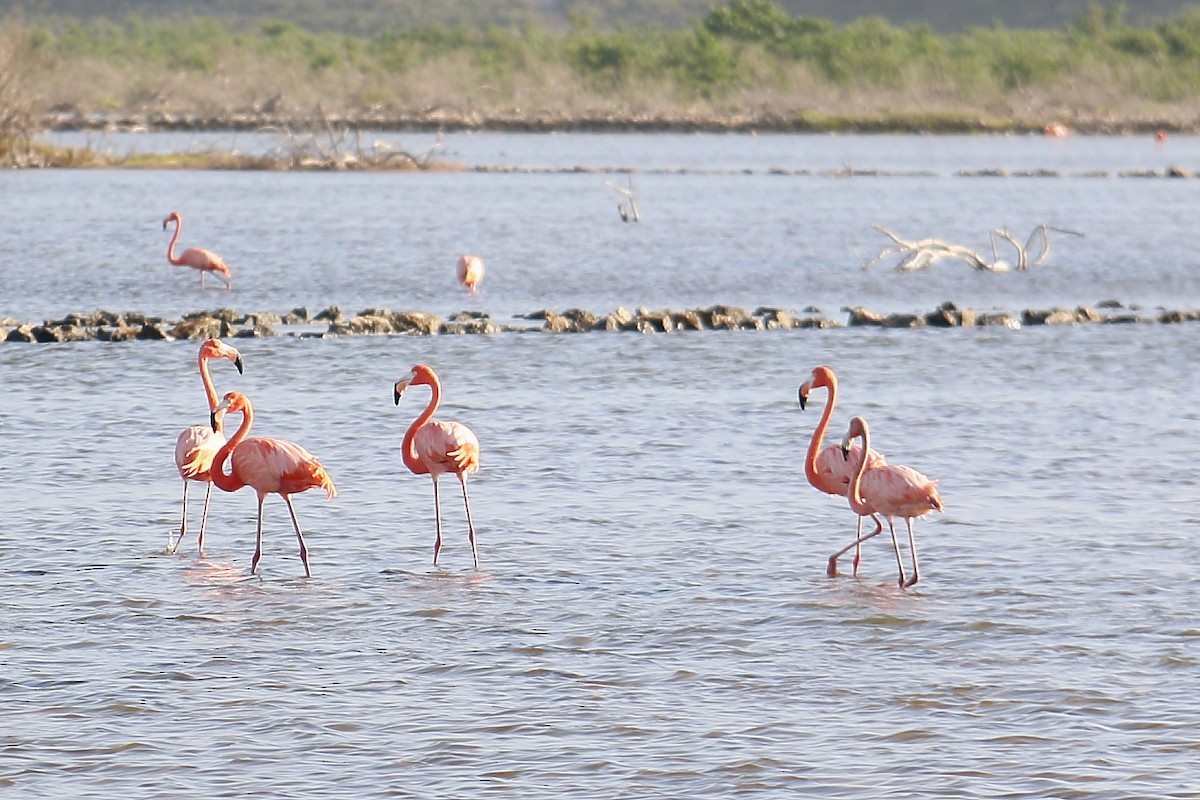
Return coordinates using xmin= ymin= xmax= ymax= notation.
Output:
xmin=198 ymin=354 xmax=220 ymax=423
xmin=804 ymin=375 xmax=837 ymax=487
xmin=845 ymin=424 xmax=873 ymax=516
xmin=402 ymin=377 xmax=441 ymax=475
xmin=166 ymin=219 xmax=184 ymax=265
xmin=211 ymin=401 xmax=253 ymax=493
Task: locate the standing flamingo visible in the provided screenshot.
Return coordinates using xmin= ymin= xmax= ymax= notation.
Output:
xmin=841 ymin=416 xmax=943 ymax=589
xmin=798 ymin=366 xmax=886 ymax=576
xmin=393 ymin=365 xmax=481 ymax=568
xmin=171 ymin=338 xmax=243 ymax=555
xmin=456 ymin=254 xmax=484 ymax=293
xmin=163 ymin=211 xmax=233 ymax=290
xmin=209 ymin=391 xmax=336 ymax=577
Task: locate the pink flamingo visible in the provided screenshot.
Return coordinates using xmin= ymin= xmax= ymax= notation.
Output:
xmin=163 ymin=211 xmax=233 ymax=290
xmin=394 ymin=365 xmax=481 ymax=568
xmin=171 ymin=338 xmax=243 ymax=555
xmin=841 ymin=416 xmax=943 ymax=588
xmin=209 ymin=391 xmax=336 ymax=577
xmin=798 ymin=366 xmax=886 ymax=576
xmin=456 ymin=254 xmax=484 ymax=293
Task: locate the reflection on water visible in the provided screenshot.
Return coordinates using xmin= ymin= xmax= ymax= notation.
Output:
xmin=2 ymin=135 xmax=1199 ymax=798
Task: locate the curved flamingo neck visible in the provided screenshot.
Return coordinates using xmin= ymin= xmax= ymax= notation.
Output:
xmin=804 ymin=373 xmax=838 ymax=487
xmin=846 ymin=422 xmax=874 ymax=516
xmin=211 ymin=400 xmax=253 ymax=493
xmin=402 ymin=376 xmax=441 ymax=475
xmin=166 ymin=218 xmax=184 ymax=265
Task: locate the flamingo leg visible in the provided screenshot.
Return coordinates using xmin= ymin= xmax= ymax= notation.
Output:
xmin=172 ymin=479 xmax=189 ymax=552
xmin=886 ymin=517 xmax=908 ymax=588
xmin=196 ymin=480 xmax=213 ymax=556
xmin=854 ymin=514 xmax=884 ymax=575
xmin=250 ymin=493 xmax=266 ymax=575
xmin=282 ymin=494 xmax=311 ymax=578
xmin=902 ymin=519 xmax=920 ymax=588
xmin=431 ymin=476 xmax=444 ymax=567
xmin=827 ymin=514 xmax=885 ymax=578
xmin=460 ymin=475 xmax=478 ymax=569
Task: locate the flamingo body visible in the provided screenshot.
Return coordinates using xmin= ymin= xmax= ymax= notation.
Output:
xmin=843 ymin=415 xmax=943 ymax=588
xmin=394 ymin=364 xmax=481 ymax=568
xmin=456 ymin=255 xmax=484 ymax=292
xmin=163 ymin=211 xmax=232 ymax=290
xmin=171 ymin=338 xmax=243 ymax=555
xmin=798 ymin=365 xmax=885 ymax=575
xmin=210 ymin=391 xmax=336 ymax=577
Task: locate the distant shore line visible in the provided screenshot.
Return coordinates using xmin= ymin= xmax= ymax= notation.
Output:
xmin=4 ymin=301 xmax=1197 ymax=343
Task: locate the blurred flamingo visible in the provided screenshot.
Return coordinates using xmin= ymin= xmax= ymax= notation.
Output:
xmin=171 ymin=338 xmax=243 ymax=555
xmin=394 ymin=364 xmax=481 ymax=568
xmin=841 ymin=416 xmax=943 ymax=589
xmin=163 ymin=211 xmax=233 ymax=290
xmin=456 ymin=254 xmax=484 ymax=292
xmin=798 ymin=366 xmax=886 ymax=576
xmin=209 ymin=391 xmax=336 ymax=577
xmin=1044 ymin=122 xmax=1069 ymax=138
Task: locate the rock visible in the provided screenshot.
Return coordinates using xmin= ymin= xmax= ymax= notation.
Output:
xmin=241 ymin=311 xmax=281 ymax=326
xmin=844 ymin=306 xmax=885 ymax=326
xmin=978 ymin=312 xmax=1021 ymax=329
xmin=6 ymin=325 xmax=36 ymax=342
xmin=136 ymin=323 xmax=171 ymax=340
xmin=170 ymin=317 xmax=231 ymax=340
xmin=441 ymin=318 xmax=502 ymax=334
xmin=882 ymin=313 xmax=925 ymax=328
xmin=542 ymin=311 xmax=573 ymax=333
xmin=925 ymin=301 xmax=974 ymax=327
xmin=561 ymin=308 xmax=599 ymax=331
xmin=637 ymin=309 xmax=674 ymax=332
xmin=672 ymin=310 xmax=705 ymax=331
xmin=314 ymin=305 xmax=343 ymax=323
xmin=1023 ymin=308 xmax=1077 ymax=325
xmin=99 ymin=326 xmax=141 ymax=342
xmin=341 ymin=314 xmax=395 ymax=335
xmin=235 ymin=323 xmax=277 ymax=338
xmin=705 ymin=305 xmax=751 ymax=329
xmin=793 ymin=316 xmax=839 ymax=329
xmin=390 ymin=311 xmax=440 ymax=335
xmin=1096 ymin=299 xmax=1123 ymax=309
xmin=755 ymin=307 xmax=794 ymax=329
xmin=183 ymin=307 xmax=238 ymax=323
xmin=284 ymin=306 xmax=310 ymax=323
xmin=603 ymin=307 xmax=635 ymax=331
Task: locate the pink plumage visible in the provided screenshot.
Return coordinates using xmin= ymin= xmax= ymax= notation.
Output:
xmin=456 ymin=254 xmax=484 ymax=292
xmin=163 ymin=211 xmax=233 ymax=290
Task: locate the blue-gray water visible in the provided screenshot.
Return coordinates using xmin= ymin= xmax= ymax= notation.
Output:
xmin=1 ymin=134 xmax=1198 ymax=798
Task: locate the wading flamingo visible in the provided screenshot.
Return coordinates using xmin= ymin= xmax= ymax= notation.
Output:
xmin=163 ymin=211 xmax=233 ymax=290
xmin=394 ymin=365 xmax=481 ymax=568
xmin=841 ymin=416 xmax=943 ymax=589
xmin=456 ymin=255 xmax=484 ymax=292
xmin=171 ymin=338 xmax=243 ymax=555
xmin=209 ymin=391 xmax=336 ymax=577
xmin=798 ymin=366 xmax=886 ymax=576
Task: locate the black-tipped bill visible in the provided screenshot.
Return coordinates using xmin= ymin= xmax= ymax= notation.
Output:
xmin=210 ymin=410 xmax=219 ymax=431
xmin=798 ymin=388 xmax=808 ymax=411
xmin=234 ymin=356 xmax=244 ymax=374
xmin=840 ymin=444 xmax=850 ymax=461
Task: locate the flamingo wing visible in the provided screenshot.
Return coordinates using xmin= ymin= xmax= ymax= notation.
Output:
xmin=414 ymin=420 xmax=480 ymax=476
xmin=180 ymin=247 xmax=230 ymax=274
xmin=813 ymin=443 xmax=885 ymax=496
xmin=232 ymin=437 xmax=337 ymax=499
xmin=176 ymin=425 xmax=226 ymax=480
xmin=860 ymin=464 xmax=941 ymax=518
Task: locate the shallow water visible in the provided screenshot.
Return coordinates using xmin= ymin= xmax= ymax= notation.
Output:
xmin=2 ymin=134 xmax=1199 ymax=798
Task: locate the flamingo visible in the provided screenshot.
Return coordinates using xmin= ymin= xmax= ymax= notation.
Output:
xmin=456 ymin=254 xmax=484 ymax=293
xmin=841 ymin=416 xmax=943 ymax=589
xmin=171 ymin=338 xmax=243 ymax=555
xmin=798 ymin=366 xmax=886 ymax=577
xmin=163 ymin=211 xmax=233 ymax=290
xmin=209 ymin=391 xmax=336 ymax=577
xmin=393 ymin=364 xmax=481 ymax=568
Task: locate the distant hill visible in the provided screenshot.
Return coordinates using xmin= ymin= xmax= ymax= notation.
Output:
xmin=3 ymin=0 xmax=1200 ymax=34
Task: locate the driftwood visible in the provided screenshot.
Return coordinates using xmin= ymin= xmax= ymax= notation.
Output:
xmin=605 ymin=174 xmax=640 ymax=222
xmin=261 ymin=105 xmax=445 ymax=170
xmin=862 ymin=224 xmax=1083 ymax=272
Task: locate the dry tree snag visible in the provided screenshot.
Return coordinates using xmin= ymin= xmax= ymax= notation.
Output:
xmin=605 ymin=174 xmax=640 ymax=222
xmin=261 ymin=106 xmax=446 ymax=169
xmin=861 ymin=225 xmax=1083 ymax=272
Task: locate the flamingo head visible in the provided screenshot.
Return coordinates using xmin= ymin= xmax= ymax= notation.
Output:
xmin=162 ymin=211 xmax=181 ymax=230
xmin=926 ymin=483 xmax=944 ymax=513
xmin=394 ymin=364 xmax=437 ymax=405
xmin=839 ymin=416 xmax=868 ymax=460
xmin=798 ymin=365 xmax=835 ymax=410
xmin=211 ymin=390 xmax=249 ymax=431
xmin=200 ymin=338 xmax=244 ymax=374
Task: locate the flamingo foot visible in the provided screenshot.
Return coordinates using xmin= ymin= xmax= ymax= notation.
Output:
xmin=903 ymin=574 xmax=920 ymax=589
xmin=826 ymin=555 xmax=838 ymax=578
xmin=851 ymin=552 xmax=862 ymax=576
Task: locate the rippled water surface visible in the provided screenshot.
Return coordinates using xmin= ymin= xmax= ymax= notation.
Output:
xmin=2 ymin=134 xmax=1199 ymax=798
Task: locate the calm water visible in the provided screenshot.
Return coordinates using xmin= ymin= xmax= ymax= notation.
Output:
xmin=2 ymin=134 xmax=1199 ymax=798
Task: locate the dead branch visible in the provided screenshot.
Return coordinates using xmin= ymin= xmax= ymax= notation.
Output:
xmin=605 ymin=173 xmax=640 ymax=222
xmin=865 ymin=224 xmax=1083 ymax=273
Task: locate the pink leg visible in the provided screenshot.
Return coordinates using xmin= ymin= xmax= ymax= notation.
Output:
xmin=196 ymin=480 xmax=213 ymax=556
xmin=827 ymin=514 xmax=885 ymax=578
xmin=172 ymin=479 xmax=189 ymax=552
xmin=902 ymin=518 xmax=920 ymax=588
xmin=886 ymin=517 xmax=907 ymax=588
xmin=282 ymin=494 xmax=311 ymax=578
xmin=460 ymin=475 xmax=478 ymax=569
xmin=431 ymin=476 xmax=443 ymax=567
xmin=853 ymin=514 xmax=883 ymax=575
xmin=250 ymin=493 xmax=265 ymax=575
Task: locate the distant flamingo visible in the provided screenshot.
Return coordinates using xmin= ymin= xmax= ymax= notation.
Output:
xmin=163 ymin=211 xmax=233 ymax=290
xmin=1044 ymin=122 xmax=1069 ymax=138
xmin=456 ymin=254 xmax=484 ymax=292
xmin=798 ymin=366 xmax=886 ymax=576
xmin=171 ymin=338 xmax=243 ymax=555
xmin=209 ymin=391 xmax=336 ymax=577
xmin=393 ymin=364 xmax=481 ymax=568
xmin=841 ymin=416 xmax=943 ymax=589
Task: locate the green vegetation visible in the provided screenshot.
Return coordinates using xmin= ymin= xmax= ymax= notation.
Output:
xmin=5 ymin=0 xmax=1200 ymax=164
